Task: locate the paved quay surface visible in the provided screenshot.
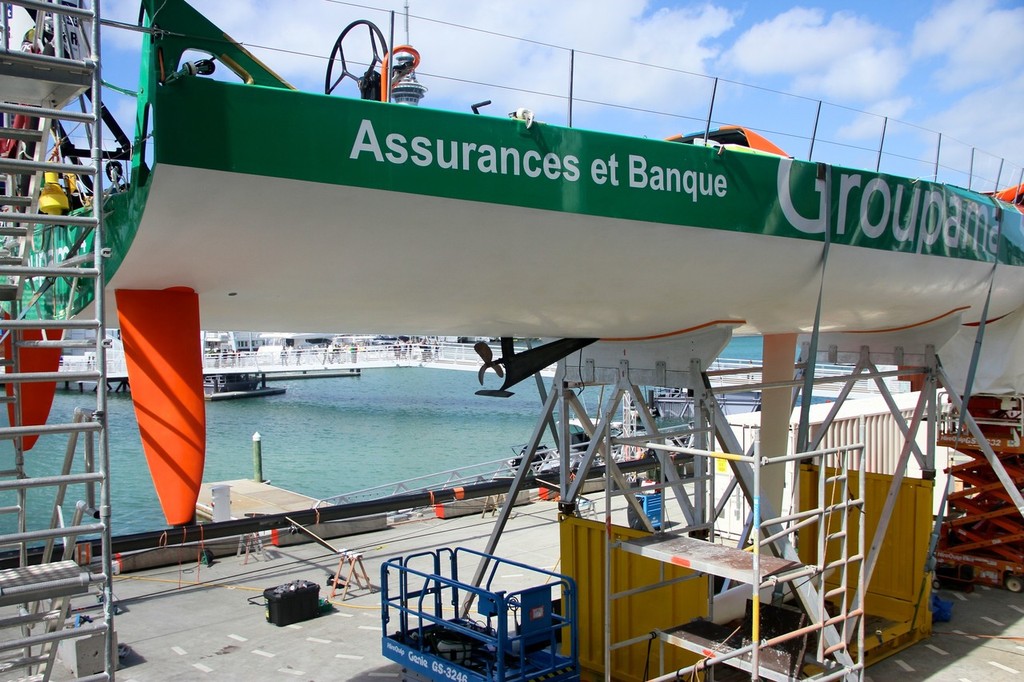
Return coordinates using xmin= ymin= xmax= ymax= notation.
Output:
xmin=50 ymin=498 xmax=1024 ymax=681
xmin=61 ymin=502 xmax=565 ymax=682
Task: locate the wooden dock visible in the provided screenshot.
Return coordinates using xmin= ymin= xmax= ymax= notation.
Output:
xmin=195 ymin=479 xmax=321 ymax=521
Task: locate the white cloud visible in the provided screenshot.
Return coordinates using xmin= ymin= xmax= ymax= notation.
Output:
xmin=95 ymin=0 xmax=1022 ymax=173
xmin=919 ymin=72 xmax=1024 ymax=185
xmin=835 ymin=97 xmax=914 ymax=142
xmin=102 ymin=0 xmax=146 ymax=50
xmin=721 ymin=7 xmax=907 ymax=102
xmin=911 ymin=0 xmax=1024 ymax=91
xmin=109 ymin=0 xmax=735 ymax=127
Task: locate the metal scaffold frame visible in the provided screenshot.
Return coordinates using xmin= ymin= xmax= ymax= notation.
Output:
xmin=0 ymin=1 xmax=113 ymax=680
xmin=469 ymin=318 xmax=986 ymax=681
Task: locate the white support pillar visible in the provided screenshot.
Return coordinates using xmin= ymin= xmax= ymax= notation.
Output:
xmin=760 ymin=333 xmax=797 ymax=513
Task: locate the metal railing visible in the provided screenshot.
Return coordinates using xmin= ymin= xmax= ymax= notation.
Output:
xmin=303 ymin=7 xmax=1024 ymax=196
xmin=58 ymin=341 xmax=908 ymax=400
xmin=58 ymin=340 xmax=500 ymax=377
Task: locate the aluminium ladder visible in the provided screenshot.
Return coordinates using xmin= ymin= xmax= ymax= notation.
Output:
xmin=620 ymin=430 xmax=866 ymax=681
xmin=0 ymin=2 xmax=113 ymax=680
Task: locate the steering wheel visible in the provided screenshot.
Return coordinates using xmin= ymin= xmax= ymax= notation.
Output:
xmin=324 ymin=20 xmax=388 ymax=99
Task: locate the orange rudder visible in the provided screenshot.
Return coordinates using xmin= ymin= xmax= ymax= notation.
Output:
xmin=116 ymin=288 xmax=205 ymax=526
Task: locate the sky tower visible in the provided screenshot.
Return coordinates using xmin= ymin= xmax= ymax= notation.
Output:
xmin=391 ymin=1 xmax=426 ymax=106
xmin=390 ymin=53 xmax=426 ymax=106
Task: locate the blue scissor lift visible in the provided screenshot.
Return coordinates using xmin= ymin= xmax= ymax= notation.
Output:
xmin=381 ymin=547 xmax=579 ymax=682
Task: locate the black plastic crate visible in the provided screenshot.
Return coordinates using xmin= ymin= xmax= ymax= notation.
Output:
xmin=263 ymin=580 xmax=320 ymax=626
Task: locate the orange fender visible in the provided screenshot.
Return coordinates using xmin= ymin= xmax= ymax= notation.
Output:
xmin=3 ymin=322 xmax=61 ymax=451
xmin=116 ymin=288 xmax=205 ymax=526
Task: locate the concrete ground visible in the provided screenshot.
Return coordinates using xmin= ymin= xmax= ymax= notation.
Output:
xmin=58 ymin=502 xmax=564 ymax=682
xmin=49 ymin=498 xmax=1024 ymax=682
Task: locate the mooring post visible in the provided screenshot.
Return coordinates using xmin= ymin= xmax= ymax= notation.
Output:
xmin=253 ymin=431 xmax=264 ymax=483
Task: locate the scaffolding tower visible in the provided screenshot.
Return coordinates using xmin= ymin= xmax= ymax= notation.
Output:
xmin=0 ymin=2 xmax=113 ymax=680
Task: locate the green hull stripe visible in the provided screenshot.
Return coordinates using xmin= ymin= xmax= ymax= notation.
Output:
xmin=153 ymin=77 xmax=1023 ymax=267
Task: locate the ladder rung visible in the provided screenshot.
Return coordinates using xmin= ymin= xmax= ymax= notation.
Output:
xmin=826 ymin=531 xmax=847 ymax=541
xmin=18 ymin=339 xmax=93 ymax=349
xmin=0 ymin=48 xmax=94 ymax=80
xmin=0 ymin=470 xmax=102 ymax=491
xmin=52 ymin=252 xmax=95 ymax=269
xmin=0 ymin=157 xmax=96 ymax=176
xmin=0 ymin=421 xmax=102 ymax=440
xmin=0 ymin=211 xmax=98 ymax=226
xmin=0 ymin=652 xmax=50 ymax=673
xmin=0 ymin=607 xmax=61 ymax=630
xmin=0 ymin=127 xmax=44 ymax=143
xmin=0 ymin=285 xmax=16 ymax=301
xmin=823 ymin=554 xmax=864 ymax=571
xmin=0 ymin=505 xmax=21 ymax=514
xmin=0 ymin=622 xmax=107 ymax=658
xmin=0 ymin=257 xmax=22 ymax=266
xmin=13 ymin=0 xmax=96 ymax=22
xmin=0 ymin=319 xmax=99 ymax=330
xmin=824 ymin=585 xmax=847 ymax=599
xmin=2 ymin=370 xmax=99 ymax=383
xmin=756 ymin=563 xmax=820 ymax=588
xmin=0 ymin=196 xmax=31 ymax=207
xmin=823 ymin=641 xmax=848 ymax=656
xmin=0 ymin=225 xmax=29 ymax=237
xmin=0 ymin=100 xmax=95 ymax=124
xmin=0 ymin=522 xmax=105 ymax=547
xmin=0 ymin=264 xmax=99 ymax=278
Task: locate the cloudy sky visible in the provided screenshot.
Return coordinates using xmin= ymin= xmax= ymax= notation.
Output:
xmin=97 ymin=0 xmax=1024 ymax=191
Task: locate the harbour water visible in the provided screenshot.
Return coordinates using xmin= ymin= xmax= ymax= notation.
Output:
xmin=11 ymin=337 xmax=763 ymax=536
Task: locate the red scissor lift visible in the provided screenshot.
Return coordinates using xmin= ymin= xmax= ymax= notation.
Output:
xmin=936 ymin=395 xmax=1024 ymax=592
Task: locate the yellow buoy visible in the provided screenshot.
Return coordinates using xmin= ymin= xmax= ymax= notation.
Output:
xmin=39 ymin=172 xmax=69 ymax=215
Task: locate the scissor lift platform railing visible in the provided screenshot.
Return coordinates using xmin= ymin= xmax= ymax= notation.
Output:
xmin=381 ymin=546 xmax=579 ymax=682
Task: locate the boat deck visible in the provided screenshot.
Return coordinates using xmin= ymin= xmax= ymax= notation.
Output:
xmin=48 ymin=498 xmax=1024 ymax=682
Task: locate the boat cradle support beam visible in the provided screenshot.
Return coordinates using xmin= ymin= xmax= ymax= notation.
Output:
xmin=800 ymin=347 xmax=932 ymax=474
xmin=561 ymin=382 xmax=685 ymax=529
xmin=459 ymin=385 xmax=558 ymax=618
xmin=844 ymin=357 xmax=934 ymax=643
xmin=557 ymin=326 xmax=741 ymax=526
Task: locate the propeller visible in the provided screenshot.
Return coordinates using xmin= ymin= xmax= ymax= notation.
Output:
xmin=475 ymin=341 xmax=504 ymax=384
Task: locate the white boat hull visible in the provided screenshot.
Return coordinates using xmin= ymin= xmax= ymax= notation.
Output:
xmin=105 ymin=164 xmax=1024 ymax=339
